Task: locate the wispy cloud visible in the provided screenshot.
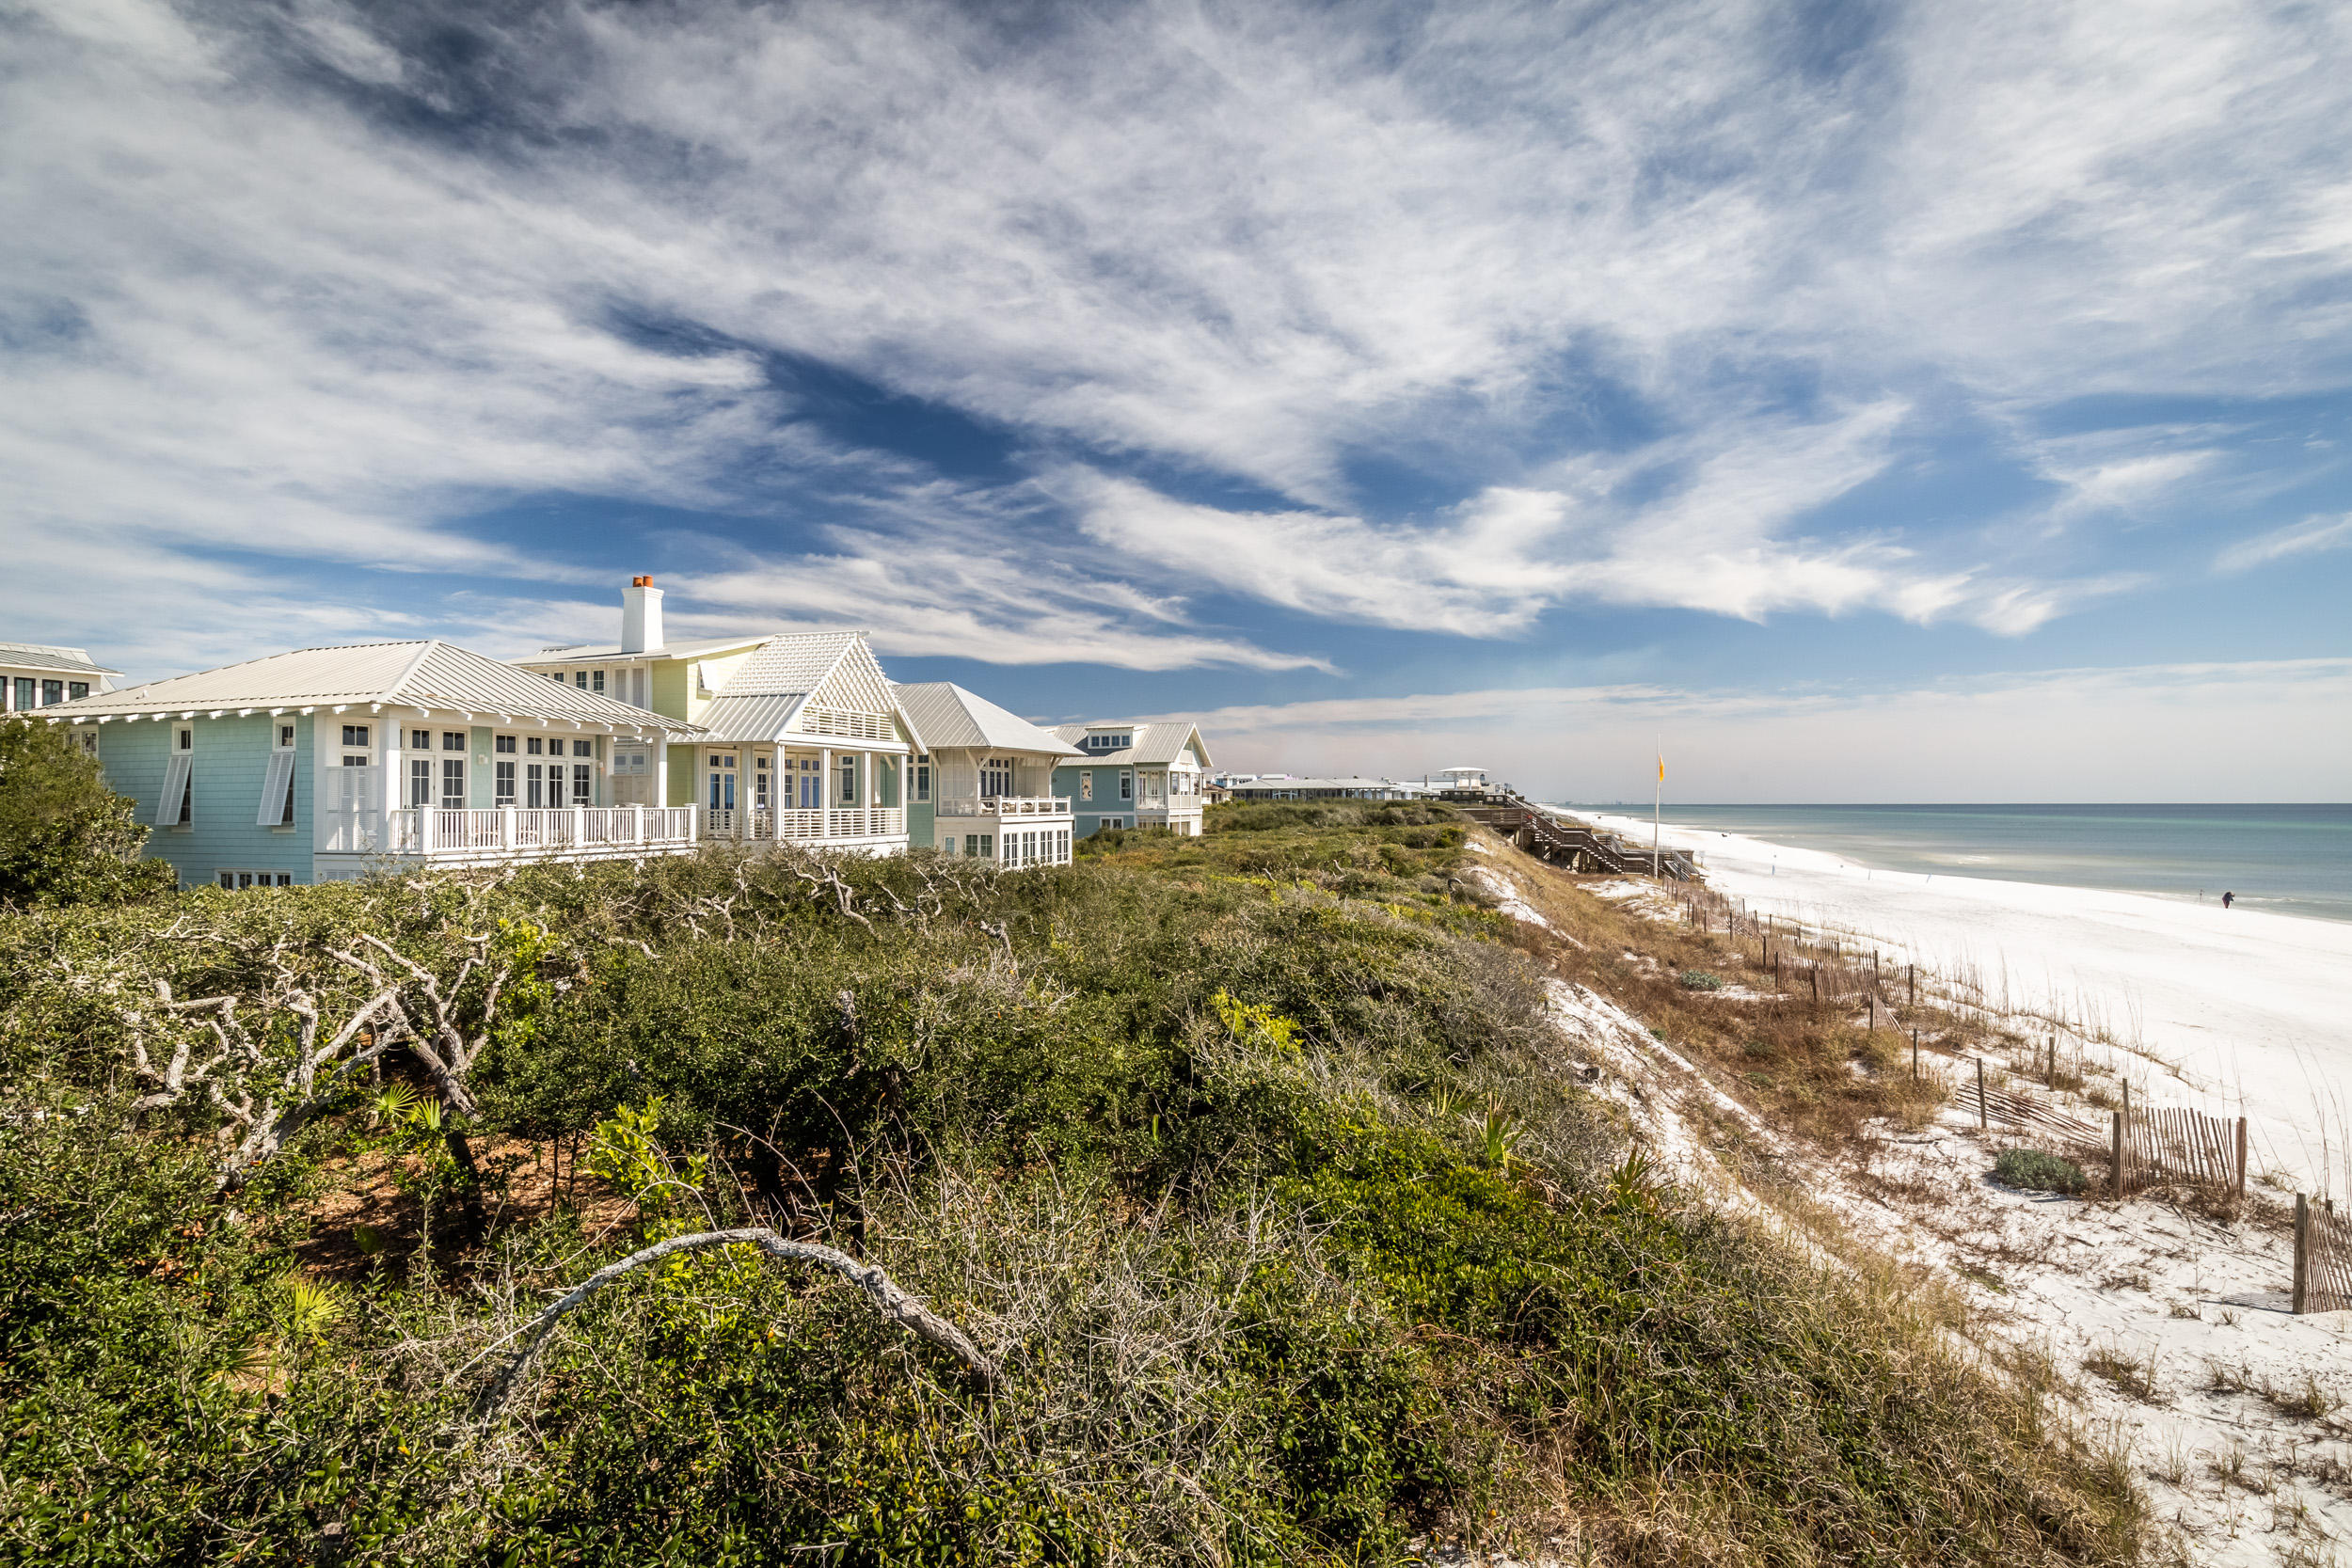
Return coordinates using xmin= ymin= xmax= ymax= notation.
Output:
xmin=3 ymin=0 xmax=2347 ymax=682
xmin=1146 ymin=658 xmax=2352 ymax=801
xmin=2215 ymin=514 xmax=2352 ymax=574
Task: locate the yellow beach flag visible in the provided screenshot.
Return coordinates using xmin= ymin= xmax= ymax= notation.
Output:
xmin=1657 ymin=752 xmax=1664 ymax=782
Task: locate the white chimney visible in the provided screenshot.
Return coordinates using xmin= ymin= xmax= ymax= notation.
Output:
xmin=620 ymin=575 xmax=663 ymax=655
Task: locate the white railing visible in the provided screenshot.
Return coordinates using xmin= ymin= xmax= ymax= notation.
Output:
xmin=796 ymin=705 xmax=892 ymax=740
xmin=700 ymin=805 xmax=907 ymax=842
xmin=935 ymin=796 xmax=1072 ymax=817
xmin=375 ymin=806 xmax=697 ymax=861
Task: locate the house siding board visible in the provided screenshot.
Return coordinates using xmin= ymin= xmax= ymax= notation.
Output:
xmin=103 ymin=715 xmax=310 ymax=887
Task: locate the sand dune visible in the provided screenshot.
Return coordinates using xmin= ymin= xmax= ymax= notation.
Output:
xmin=1580 ymin=810 xmax=2352 ymax=1196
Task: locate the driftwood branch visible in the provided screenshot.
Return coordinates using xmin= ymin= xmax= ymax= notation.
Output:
xmin=479 ymin=1227 xmax=997 ymax=1416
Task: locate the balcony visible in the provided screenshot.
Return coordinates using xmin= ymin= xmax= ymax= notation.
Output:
xmin=935 ymin=796 xmax=1072 ymax=818
xmin=700 ymin=805 xmax=907 ymax=846
xmin=363 ymin=806 xmax=698 ymax=863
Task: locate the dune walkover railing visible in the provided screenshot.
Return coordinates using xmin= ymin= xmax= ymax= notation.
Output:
xmin=1460 ymin=794 xmax=1698 ymax=879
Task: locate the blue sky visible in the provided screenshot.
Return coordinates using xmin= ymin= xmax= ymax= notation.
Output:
xmin=5 ymin=0 xmax=2349 ymax=800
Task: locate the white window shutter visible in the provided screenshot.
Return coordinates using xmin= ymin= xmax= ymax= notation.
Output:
xmin=256 ymin=751 xmax=296 ymax=826
xmin=154 ymin=752 xmax=193 ymax=826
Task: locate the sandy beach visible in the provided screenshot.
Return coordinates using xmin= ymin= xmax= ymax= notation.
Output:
xmin=1579 ymin=810 xmax=2352 ymax=1196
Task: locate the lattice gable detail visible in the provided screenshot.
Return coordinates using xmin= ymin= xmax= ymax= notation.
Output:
xmin=807 ymin=637 xmax=895 ymax=716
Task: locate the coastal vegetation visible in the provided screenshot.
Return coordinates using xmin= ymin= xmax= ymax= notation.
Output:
xmin=0 ymin=800 xmax=2144 ymax=1564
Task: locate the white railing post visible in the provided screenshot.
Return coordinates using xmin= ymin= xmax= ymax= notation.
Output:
xmin=572 ymin=805 xmax=586 ymax=848
xmin=417 ymin=807 xmax=436 ymax=857
xmin=633 ymin=804 xmax=645 ymax=846
xmin=501 ymin=807 xmax=516 ymax=851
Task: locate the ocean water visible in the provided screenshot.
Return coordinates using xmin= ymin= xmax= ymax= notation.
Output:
xmin=1555 ymin=803 xmax=2352 ymax=925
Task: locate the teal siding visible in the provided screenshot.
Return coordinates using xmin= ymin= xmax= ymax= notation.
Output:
xmin=98 ymin=715 xmax=313 ymax=887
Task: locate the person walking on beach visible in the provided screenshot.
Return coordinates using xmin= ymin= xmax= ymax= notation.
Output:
xmin=2222 ymin=890 xmax=2235 ymax=909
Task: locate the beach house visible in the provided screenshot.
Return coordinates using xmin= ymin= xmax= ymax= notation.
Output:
xmin=40 ymin=640 xmax=705 ymax=888
xmin=1048 ymin=721 xmax=1214 ymax=837
xmin=517 ymin=579 xmax=919 ymax=856
xmin=2 ymin=641 xmax=120 ymax=715
xmin=895 ymin=683 xmax=1083 ymax=865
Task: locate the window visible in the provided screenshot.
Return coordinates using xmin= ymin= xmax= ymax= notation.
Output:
xmin=1079 ymin=769 xmax=1092 ymax=802
xmin=798 ymin=757 xmax=821 ymax=809
xmin=964 ymin=834 xmax=993 ymax=858
xmin=838 ymin=755 xmax=857 ymax=803
xmin=548 ymin=672 xmax=565 ymax=686
xmin=74 ymin=728 xmax=98 ymax=756
xmin=68 ymin=682 xmax=87 ymax=701
xmin=11 ymin=678 xmax=30 ymax=710
xmin=41 ymin=679 xmax=62 ymax=705
xmin=408 ymin=757 xmax=432 ymax=807
xmin=495 ymin=734 xmax=516 ymax=754
xmin=574 ymin=671 xmax=587 ymax=689
xmin=278 ymin=723 xmax=296 ymax=750
xmin=495 ymin=759 xmax=516 ymax=806
xmin=573 ymin=764 xmax=593 ymax=805
xmin=443 ymin=731 xmax=466 ymax=752
xmin=215 ymin=870 xmax=294 ymax=890
xmin=572 ymin=738 xmax=593 ymax=758
xmin=979 ymin=756 xmax=1012 ymax=799
xmin=410 ymin=728 xmax=431 ymax=751
xmin=526 ymin=762 xmax=546 ymax=809
xmin=754 ymin=754 xmax=770 ymax=809
xmin=914 ymin=755 xmax=930 ymax=802
xmin=1120 ymin=769 xmax=1133 ymax=801
xmin=941 ymin=831 xmax=958 ymax=852
xmin=342 ymin=724 xmax=370 ymax=748
xmin=592 ymin=670 xmax=605 ymax=694
xmin=526 ymin=736 xmax=544 ymax=755
xmin=440 ymin=757 xmax=466 ymax=810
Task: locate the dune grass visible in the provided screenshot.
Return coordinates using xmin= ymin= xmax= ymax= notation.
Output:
xmin=0 ymin=808 xmax=2144 ymax=1564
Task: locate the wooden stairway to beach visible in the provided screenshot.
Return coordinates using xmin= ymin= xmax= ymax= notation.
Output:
xmin=1459 ymin=792 xmax=1696 ymax=879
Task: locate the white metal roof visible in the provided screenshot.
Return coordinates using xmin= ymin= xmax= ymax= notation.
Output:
xmin=0 ymin=640 xmax=121 ymax=676
xmin=688 ymin=632 xmax=913 ymax=744
xmin=38 ymin=641 xmax=702 ymax=734
xmin=1050 ymin=720 xmax=1214 ymax=768
xmin=519 ymin=633 xmax=766 ymax=664
xmin=896 ymin=683 xmax=1085 ymax=758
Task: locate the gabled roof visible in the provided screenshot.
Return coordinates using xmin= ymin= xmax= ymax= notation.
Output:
xmin=38 ymin=641 xmax=700 ymax=734
xmin=692 ymin=631 xmax=913 ymax=744
xmin=1051 ymin=720 xmax=1214 ymax=768
xmin=895 ymin=683 xmax=1085 ymax=758
xmin=518 ymin=633 xmax=765 ymax=663
xmin=0 ymin=640 xmax=120 ymax=676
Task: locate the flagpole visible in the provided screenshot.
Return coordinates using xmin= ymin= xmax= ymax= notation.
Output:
xmin=1653 ymin=737 xmax=1661 ymax=879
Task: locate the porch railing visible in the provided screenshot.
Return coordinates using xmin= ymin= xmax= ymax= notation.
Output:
xmin=373 ymin=806 xmax=698 ymax=859
xmin=701 ymin=805 xmax=907 ymax=842
xmin=935 ymin=796 xmax=1072 ymax=817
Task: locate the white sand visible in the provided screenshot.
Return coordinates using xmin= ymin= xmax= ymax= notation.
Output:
xmin=1577 ymin=811 xmax=2352 ymax=1196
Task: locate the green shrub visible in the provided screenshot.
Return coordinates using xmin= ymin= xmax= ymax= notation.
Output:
xmin=1993 ymin=1147 xmax=2089 ymax=1194
xmin=0 ymin=718 xmax=177 ymax=909
xmin=1677 ymin=969 xmax=1724 ymax=990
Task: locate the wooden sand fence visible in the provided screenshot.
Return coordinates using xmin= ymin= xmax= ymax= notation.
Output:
xmin=1679 ymin=886 xmax=1921 ymax=1016
xmin=1957 ymin=1068 xmax=2248 ymax=1202
xmin=2294 ymin=1197 xmax=2352 ymax=1315
xmin=1681 ymin=888 xmax=2349 ymax=1317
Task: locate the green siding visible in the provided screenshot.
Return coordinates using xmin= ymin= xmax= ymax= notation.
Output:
xmin=651 ymin=660 xmax=691 ymax=720
xmin=97 ymin=715 xmax=313 ymax=887
xmin=469 ymin=726 xmax=495 ymax=809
